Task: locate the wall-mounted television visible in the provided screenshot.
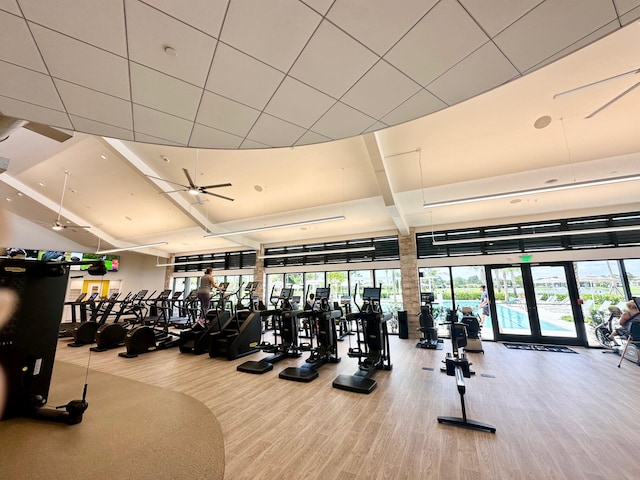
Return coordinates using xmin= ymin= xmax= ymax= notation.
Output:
xmin=80 ymin=253 xmax=119 ymax=272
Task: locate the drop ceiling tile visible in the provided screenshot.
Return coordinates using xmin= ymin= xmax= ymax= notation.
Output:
xmin=0 ymin=96 xmax=72 ymax=129
xmin=289 ymin=20 xmax=378 ymax=99
xmin=384 ymin=0 xmax=489 ymax=86
xmin=294 ymin=130 xmax=332 ymax=146
xmin=221 ymin=0 xmax=321 ymax=72
xmin=459 ymin=0 xmax=543 ymax=37
xmin=301 ymin=0 xmax=334 ymax=15
xmin=196 ymin=91 xmax=260 ymax=138
xmin=0 ymin=10 xmax=47 ymax=72
xmin=125 ymin=0 xmax=217 ymax=87
xmin=523 ymin=20 xmax=619 ymax=74
xmin=619 ymin=4 xmax=640 ymax=24
xmin=130 ymin=62 xmax=202 ymax=120
xmin=246 ymin=113 xmax=306 ymax=147
xmin=265 ymin=76 xmax=335 ymax=128
xmin=205 ymin=43 xmax=285 ymax=110
xmin=70 ymin=115 xmax=134 ymax=141
xmin=0 ymin=60 xmax=63 ymax=110
xmin=133 ymin=132 xmax=182 ymax=146
xmin=362 ymin=121 xmax=387 ymax=135
xmin=143 ymin=0 xmax=228 ymax=37
xmin=381 ymin=88 xmax=446 ymax=125
xmin=19 ymin=0 xmax=126 ymax=56
xmin=0 ymin=0 xmax=20 ymax=15
xmin=341 ymin=60 xmax=421 ymax=120
xmin=614 ymin=0 xmax=640 ymax=15
xmin=29 ymin=23 xmax=130 ymax=100
xmin=189 ymin=123 xmax=244 ymax=149
xmin=55 ymin=79 xmax=133 ymax=130
xmin=311 ymin=101 xmax=377 ymax=139
xmin=495 ymin=0 xmax=618 ymax=72
xmin=133 ymin=104 xmax=193 ymax=145
xmin=427 ymin=42 xmax=520 ymax=106
xmin=239 ymin=138 xmax=270 ymax=149
xmin=327 ymin=0 xmax=438 ymax=55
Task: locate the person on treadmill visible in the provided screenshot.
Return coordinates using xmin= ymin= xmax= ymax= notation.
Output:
xmin=195 ymin=267 xmax=218 ymax=329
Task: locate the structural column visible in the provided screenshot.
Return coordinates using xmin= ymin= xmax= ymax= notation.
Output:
xmin=399 ymin=228 xmax=420 ymax=339
xmin=253 ymin=245 xmax=265 ymax=301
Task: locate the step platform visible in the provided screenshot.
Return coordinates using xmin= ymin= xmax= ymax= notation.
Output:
xmin=236 ymin=360 xmax=274 ymax=374
xmin=278 ymin=366 xmax=318 ymax=383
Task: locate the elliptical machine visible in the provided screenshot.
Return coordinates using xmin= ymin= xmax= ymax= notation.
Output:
xmin=236 ymin=287 xmax=302 ymax=374
xmin=332 ymin=286 xmax=392 ymax=394
xmin=279 ymin=287 xmax=341 ymax=382
xmin=416 ymin=292 xmax=443 ymax=350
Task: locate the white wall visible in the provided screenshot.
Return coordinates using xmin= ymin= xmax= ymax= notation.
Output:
xmin=4 ymin=211 xmax=89 ymax=251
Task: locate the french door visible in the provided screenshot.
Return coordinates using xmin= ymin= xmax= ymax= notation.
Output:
xmin=486 ymin=262 xmax=587 ymax=345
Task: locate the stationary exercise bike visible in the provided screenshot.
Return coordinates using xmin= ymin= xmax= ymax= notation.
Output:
xmin=437 ymin=320 xmax=495 ymax=433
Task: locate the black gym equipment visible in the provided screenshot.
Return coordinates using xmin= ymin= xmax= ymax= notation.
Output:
xmin=459 ymin=306 xmax=484 ymax=353
xmin=67 ymin=292 xmax=123 ymax=347
xmin=436 ymin=321 xmax=495 ymax=433
xmin=169 ymin=290 xmax=198 ymax=329
xmin=332 ymin=286 xmax=392 ymax=394
xmin=279 ymin=287 xmax=341 ymax=382
xmin=118 ymin=290 xmax=180 ymax=358
xmin=58 ymin=291 xmax=99 ymax=337
xmin=90 ymin=289 xmax=150 ymax=352
xmin=208 ymin=282 xmax=263 ymax=360
xmin=0 ymin=258 xmax=101 ymax=425
xmin=178 ymin=282 xmax=231 ymax=355
xmin=236 ymin=287 xmax=302 ymax=374
xmin=416 ymin=292 xmax=443 ymax=350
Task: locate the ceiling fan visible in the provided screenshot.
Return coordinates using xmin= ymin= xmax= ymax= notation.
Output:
xmin=554 ymin=67 xmax=640 ymax=118
xmin=50 ymin=171 xmax=90 ymax=231
xmin=147 ymin=150 xmax=234 ymax=203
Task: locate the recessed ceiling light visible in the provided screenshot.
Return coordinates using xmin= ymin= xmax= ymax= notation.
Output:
xmin=254 ymin=185 xmax=263 ymax=192
xmin=545 ymin=178 xmax=558 ymax=184
xmin=162 ymin=156 xmax=170 ymax=162
xmin=164 ymin=46 xmax=177 ymax=57
xmin=70 ymin=188 xmax=77 ymax=194
xmin=5 ymin=197 xmax=11 ymax=202
xmin=100 ymin=154 xmax=107 ymax=160
xmin=16 ymin=192 xmax=23 ymax=197
xmin=38 ymin=181 xmax=45 ymax=187
xmin=125 ymin=216 xmax=132 ymax=221
xmin=510 ymin=199 xmax=521 ymax=204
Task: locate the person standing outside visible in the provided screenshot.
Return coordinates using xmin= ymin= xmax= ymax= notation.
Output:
xmin=479 ymin=285 xmax=490 ymax=325
xmin=196 ymin=267 xmax=217 ymax=328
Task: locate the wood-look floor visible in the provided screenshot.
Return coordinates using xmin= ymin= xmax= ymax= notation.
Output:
xmin=55 ymin=331 xmax=640 ymax=480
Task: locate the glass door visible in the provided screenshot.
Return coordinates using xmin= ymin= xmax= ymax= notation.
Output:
xmin=488 ymin=262 xmax=586 ymax=345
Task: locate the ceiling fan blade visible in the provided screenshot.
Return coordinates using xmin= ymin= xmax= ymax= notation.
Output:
xmin=64 ymin=225 xmax=91 ymax=229
xmin=160 ymin=189 xmax=187 ymax=194
xmin=199 ymin=183 xmax=232 ymax=189
xmin=146 ymin=174 xmax=190 ymax=189
xmin=183 ymin=168 xmax=197 ymax=189
xmin=554 ymin=68 xmax=640 ymax=98
xmin=23 ymin=121 xmax=73 ymax=142
xmin=201 ymin=190 xmax=234 ymax=202
xmin=585 ymin=80 xmax=640 ymax=119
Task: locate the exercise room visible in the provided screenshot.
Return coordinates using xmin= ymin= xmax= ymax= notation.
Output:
xmin=2 ymin=2 xmax=640 ymax=479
